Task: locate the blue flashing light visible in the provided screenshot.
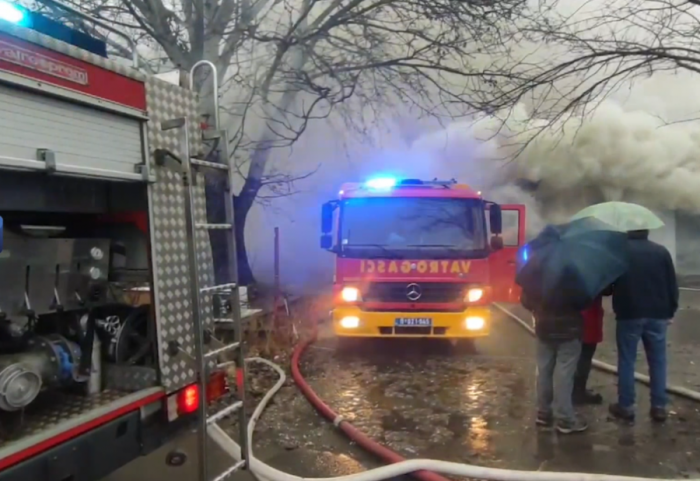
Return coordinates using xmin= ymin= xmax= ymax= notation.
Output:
xmin=521 ymin=246 xmax=528 ymax=262
xmin=0 ymin=1 xmax=25 ymax=24
xmin=365 ymin=177 xmax=397 ymax=190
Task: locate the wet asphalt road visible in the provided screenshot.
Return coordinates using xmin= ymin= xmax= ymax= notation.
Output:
xmin=299 ymin=307 xmax=700 ymax=479
xmin=104 ymin=292 xmax=700 ymax=481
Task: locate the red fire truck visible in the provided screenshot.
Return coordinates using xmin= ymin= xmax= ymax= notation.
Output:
xmin=0 ymin=2 xmax=247 ymax=481
xmin=320 ymin=177 xmax=526 ymax=339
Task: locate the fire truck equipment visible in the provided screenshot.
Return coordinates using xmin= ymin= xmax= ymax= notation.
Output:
xmin=0 ymin=334 xmax=83 ymax=411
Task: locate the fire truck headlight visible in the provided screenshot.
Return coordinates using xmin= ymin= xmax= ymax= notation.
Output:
xmin=464 ymin=288 xmax=484 ymax=303
xmin=340 ymin=316 xmax=360 ymax=329
xmin=465 ymin=316 xmax=485 ymax=330
xmin=340 ymin=287 xmax=360 ymax=302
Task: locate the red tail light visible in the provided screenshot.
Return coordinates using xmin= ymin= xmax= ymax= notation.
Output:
xmin=170 ymin=371 xmax=230 ymax=420
xmin=177 ymin=385 xmax=199 ymax=414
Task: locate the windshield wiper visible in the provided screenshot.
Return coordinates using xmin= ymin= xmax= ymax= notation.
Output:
xmin=405 ymin=244 xmax=489 ymax=259
xmin=347 ymin=244 xmax=404 ymax=259
xmin=406 ymin=244 xmax=461 ymax=249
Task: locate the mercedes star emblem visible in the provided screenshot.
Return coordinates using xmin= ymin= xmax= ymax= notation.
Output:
xmin=406 ymin=283 xmax=422 ymax=301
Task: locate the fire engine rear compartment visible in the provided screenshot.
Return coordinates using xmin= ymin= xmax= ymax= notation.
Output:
xmin=0 ymin=71 xmax=166 ymax=472
xmin=0 ymin=169 xmax=168 ymax=470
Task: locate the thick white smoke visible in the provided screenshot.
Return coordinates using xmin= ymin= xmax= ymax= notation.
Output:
xmin=242 ymin=54 xmax=700 ymax=292
xmin=412 ymin=79 xmax=700 ymax=230
xmin=404 ymin=72 xmax=700 ymax=277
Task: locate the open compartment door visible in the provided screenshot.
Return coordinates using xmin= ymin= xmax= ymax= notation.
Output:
xmin=488 ymin=204 xmax=526 ymax=303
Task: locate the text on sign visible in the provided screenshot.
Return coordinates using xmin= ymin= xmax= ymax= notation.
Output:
xmin=359 ymin=260 xmax=471 ymax=275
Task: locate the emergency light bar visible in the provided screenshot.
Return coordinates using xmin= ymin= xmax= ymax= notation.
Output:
xmin=0 ymin=1 xmax=107 ymax=57
xmin=364 ymin=177 xmax=459 ymax=190
xmin=365 ymin=177 xmax=397 ymax=189
xmin=0 ymin=0 xmax=24 ymax=24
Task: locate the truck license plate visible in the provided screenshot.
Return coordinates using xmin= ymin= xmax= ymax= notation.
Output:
xmin=395 ymin=318 xmax=432 ymax=327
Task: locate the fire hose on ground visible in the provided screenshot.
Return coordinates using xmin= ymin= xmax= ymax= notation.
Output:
xmin=209 ymin=307 xmax=700 ymax=481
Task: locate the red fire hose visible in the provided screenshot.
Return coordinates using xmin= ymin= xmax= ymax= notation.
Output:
xmin=290 ymin=334 xmax=452 ymax=481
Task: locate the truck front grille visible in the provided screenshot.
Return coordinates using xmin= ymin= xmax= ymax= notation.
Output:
xmin=364 ymin=282 xmax=464 ymax=303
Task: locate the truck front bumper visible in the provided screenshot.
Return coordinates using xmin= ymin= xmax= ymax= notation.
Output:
xmin=331 ymin=305 xmax=491 ymax=338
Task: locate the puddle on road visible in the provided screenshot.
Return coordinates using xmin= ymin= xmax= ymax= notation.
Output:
xmin=381 ymin=410 xmax=418 ymax=432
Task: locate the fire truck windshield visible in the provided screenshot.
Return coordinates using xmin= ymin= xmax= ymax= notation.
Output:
xmin=339 ymin=197 xmax=487 ymax=259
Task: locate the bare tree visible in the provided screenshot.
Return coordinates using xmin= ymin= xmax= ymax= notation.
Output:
xmin=474 ymin=0 xmax=700 ymax=123
xmin=34 ymin=0 xmax=525 ymax=283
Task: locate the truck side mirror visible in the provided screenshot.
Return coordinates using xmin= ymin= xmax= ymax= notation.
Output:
xmin=489 ymin=204 xmax=502 ymax=234
xmin=321 ymin=202 xmax=335 ymax=234
xmin=490 ymin=235 xmax=503 ymax=251
xmin=320 ymin=234 xmax=333 ymax=250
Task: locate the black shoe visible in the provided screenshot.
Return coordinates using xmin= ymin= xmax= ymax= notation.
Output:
xmin=556 ymin=418 xmax=588 ymax=434
xmin=573 ymin=389 xmax=603 ymax=405
xmin=650 ymin=407 xmax=667 ymax=423
xmin=536 ymin=412 xmax=553 ymax=427
xmin=608 ymin=403 xmax=635 ymax=422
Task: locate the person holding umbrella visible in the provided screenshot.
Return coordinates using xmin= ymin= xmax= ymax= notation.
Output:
xmin=573 ymin=202 xmax=678 ymax=423
xmin=517 ymin=217 xmax=629 ymax=434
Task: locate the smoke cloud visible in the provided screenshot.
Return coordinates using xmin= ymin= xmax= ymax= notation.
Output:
xmin=413 ymin=75 xmax=700 ymax=232
xmin=241 ymin=38 xmax=700 ymax=293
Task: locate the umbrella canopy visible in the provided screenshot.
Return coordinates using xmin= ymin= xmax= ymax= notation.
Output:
xmin=515 ymin=217 xmax=629 ymax=311
xmin=571 ymin=201 xmax=664 ymax=231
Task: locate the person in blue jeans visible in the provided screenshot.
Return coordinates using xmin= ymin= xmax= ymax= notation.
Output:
xmin=610 ymin=229 xmax=678 ymax=423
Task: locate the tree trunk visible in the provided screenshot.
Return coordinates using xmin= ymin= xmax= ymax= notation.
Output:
xmin=205 ymin=85 xmax=301 ymax=286
xmin=203 ymin=171 xmax=232 ymax=285
xmin=204 ymin=177 xmax=256 ymax=286
xmin=233 ymin=192 xmax=256 ymax=285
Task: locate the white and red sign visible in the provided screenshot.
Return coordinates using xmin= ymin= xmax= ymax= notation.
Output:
xmin=0 ymin=32 xmax=146 ymax=110
xmin=0 ymin=38 xmax=88 ymax=85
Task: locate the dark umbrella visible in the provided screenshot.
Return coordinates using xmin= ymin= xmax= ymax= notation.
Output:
xmin=515 ymin=217 xmax=629 ymax=311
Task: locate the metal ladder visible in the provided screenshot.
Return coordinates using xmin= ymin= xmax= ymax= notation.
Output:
xmin=160 ymin=60 xmax=249 ymax=481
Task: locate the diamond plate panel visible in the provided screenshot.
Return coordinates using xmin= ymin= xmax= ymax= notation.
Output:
xmin=0 ymin=390 xmax=128 ymax=448
xmin=0 ymin=23 xmax=145 ymax=81
xmin=103 ymin=365 xmax=158 ymax=391
xmin=145 ymin=76 xmax=217 ymax=393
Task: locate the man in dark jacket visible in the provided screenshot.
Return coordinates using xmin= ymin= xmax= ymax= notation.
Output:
xmin=610 ymin=229 xmax=678 ymax=423
xmin=522 ymin=290 xmax=588 ymax=434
